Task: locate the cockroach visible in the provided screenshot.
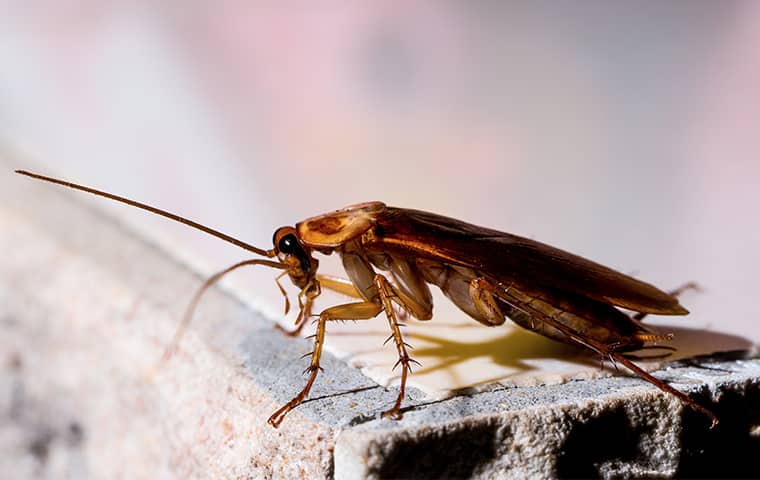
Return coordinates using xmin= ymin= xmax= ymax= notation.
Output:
xmin=15 ymin=169 xmax=718 ymax=427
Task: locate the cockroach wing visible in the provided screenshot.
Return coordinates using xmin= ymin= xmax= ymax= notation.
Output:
xmin=366 ymin=207 xmax=688 ymax=315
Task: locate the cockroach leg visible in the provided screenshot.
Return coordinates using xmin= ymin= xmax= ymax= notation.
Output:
xmin=316 ymin=273 xmax=407 ymax=322
xmin=268 ymin=312 xmax=328 ymax=427
xmin=275 ymin=295 xmax=312 ymax=337
xmin=469 ymin=277 xmax=507 ymax=326
xmin=267 ymin=300 xmax=383 ymax=427
xmin=317 ymin=274 xmax=363 ymax=298
xmin=612 ymin=353 xmax=719 ymax=428
xmin=269 ymin=274 xmax=421 ymax=426
xmin=373 ymin=274 xmax=420 ymax=420
xmin=387 ymin=272 xmax=411 ymax=322
xmin=276 ymin=281 xmax=321 ymax=337
xmin=490 ymin=283 xmax=720 ymax=428
xmin=668 ymin=281 xmax=702 ymax=297
xmin=278 ymin=275 xmax=362 ymax=337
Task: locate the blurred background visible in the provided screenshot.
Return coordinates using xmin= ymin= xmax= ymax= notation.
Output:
xmin=2 ymin=1 xmax=759 ymax=389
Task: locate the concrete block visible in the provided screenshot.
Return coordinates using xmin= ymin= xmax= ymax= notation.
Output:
xmin=2 ymin=168 xmax=759 ymax=479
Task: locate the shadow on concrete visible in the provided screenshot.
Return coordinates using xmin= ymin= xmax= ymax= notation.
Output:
xmin=399 ymin=325 xmax=752 ymax=389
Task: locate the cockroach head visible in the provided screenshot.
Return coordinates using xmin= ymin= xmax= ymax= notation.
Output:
xmin=272 ymin=226 xmax=318 ymax=289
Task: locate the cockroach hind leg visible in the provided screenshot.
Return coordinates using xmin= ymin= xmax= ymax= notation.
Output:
xmin=489 ymin=283 xmax=719 ymax=429
xmin=611 ymin=352 xmax=720 ymax=428
xmin=669 ymin=281 xmax=703 ymax=297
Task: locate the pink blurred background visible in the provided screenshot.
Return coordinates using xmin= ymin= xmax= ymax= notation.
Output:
xmin=2 ymin=2 xmax=759 ymax=345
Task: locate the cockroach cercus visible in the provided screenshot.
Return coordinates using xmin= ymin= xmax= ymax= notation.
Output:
xmin=15 ymin=170 xmax=718 ymax=428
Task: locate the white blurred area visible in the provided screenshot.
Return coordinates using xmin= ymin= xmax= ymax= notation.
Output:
xmin=2 ymin=2 xmax=760 ymax=391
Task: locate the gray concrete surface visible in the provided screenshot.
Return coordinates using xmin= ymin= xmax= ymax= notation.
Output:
xmin=2 ymin=168 xmax=759 ymax=479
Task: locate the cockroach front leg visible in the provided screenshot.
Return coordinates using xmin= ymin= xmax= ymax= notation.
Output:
xmin=277 ymin=274 xmax=365 ymax=337
xmin=276 ymin=280 xmax=321 ymax=337
xmin=267 ymin=301 xmax=382 ymax=427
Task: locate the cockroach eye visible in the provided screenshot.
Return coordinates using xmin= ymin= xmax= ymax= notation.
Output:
xmin=278 ymin=234 xmax=298 ymax=254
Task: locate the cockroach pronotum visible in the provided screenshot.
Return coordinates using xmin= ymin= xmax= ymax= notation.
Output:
xmin=15 ymin=170 xmax=718 ymax=427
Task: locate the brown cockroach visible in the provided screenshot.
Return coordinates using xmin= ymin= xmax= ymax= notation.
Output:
xmin=15 ymin=170 xmax=718 ymax=427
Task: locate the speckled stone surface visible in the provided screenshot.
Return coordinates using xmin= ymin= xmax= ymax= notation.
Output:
xmin=2 ymin=168 xmax=759 ymax=479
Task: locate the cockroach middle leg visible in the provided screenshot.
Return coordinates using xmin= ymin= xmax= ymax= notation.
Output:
xmin=267 ymin=300 xmax=383 ymax=427
xmin=318 ymin=274 xmax=407 ymax=319
xmin=317 ymin=274 xmax=363 ymax=298
xmin=373 ymin=274 xmax=421 ymax=419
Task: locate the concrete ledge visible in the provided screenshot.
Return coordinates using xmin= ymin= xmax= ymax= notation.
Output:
xmin=334 ymin=353 xmax=760 ymax=478
xmin=2 ymin=169 xmax=759 ymax=479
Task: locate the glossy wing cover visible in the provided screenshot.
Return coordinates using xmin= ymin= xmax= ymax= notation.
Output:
xmin=364 ymin=207 xmax=687 ymax=315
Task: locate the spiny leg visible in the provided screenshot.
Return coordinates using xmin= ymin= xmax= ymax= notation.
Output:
xmin=320 ymin=273 xmax=410 ymax=322
xmin=275 ymin=285 xmax=319 ymax=337
xmin=277 ymin=274 xmax=387 ymax=338
xmin=277 ymin=276 xmax=328 ymax=337
xmin=317 ymin=274 xmax=363 ymax=298
xmin=267 ymin=301 xmax=382 ymax=427
xmin=667 ymin=281 xmax=702 ymax=298
xmin=268 ymin=312 xmax=327 ymax=427
xmin=373 ymin=274 xmax=420 ymax=419
xmin=486 ymin=280 xmax=719 ymax=427
xmin=320 ymin=274 xmax=410 ymax=320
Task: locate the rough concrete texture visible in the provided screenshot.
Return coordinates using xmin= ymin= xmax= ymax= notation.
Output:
xmin=335 ymin=355 xmax=760 ymax=479
xmin=2 ymin=168 xmax=759 ymax=479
